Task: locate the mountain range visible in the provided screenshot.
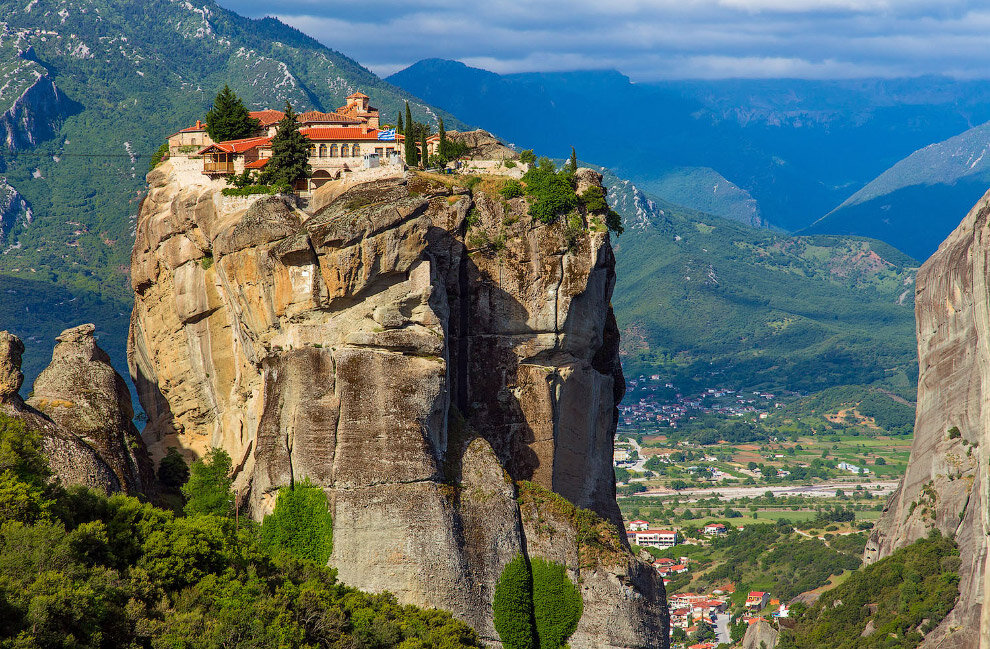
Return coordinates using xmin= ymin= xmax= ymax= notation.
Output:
xmin=389 ymin=59 xmax=990 ymax=257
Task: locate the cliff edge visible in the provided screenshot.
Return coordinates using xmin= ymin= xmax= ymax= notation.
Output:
xmin=128 ymin=158 xmax=666 ymax=647
xmin=865 ymin=189 xmax=990 ymax=649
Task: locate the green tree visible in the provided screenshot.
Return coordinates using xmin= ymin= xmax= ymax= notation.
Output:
xmin=493 ymin=555 xmax=536 ymax=649
xmin=261 ymin=101 xmax=311 ymax=188
xmin=531 ymin=558 xmax=583 ymax=649
xmin=181 ymin=448 xmax=234 ymax=517
xmin=404 ymin=102 xmax=418 ymax=166
xmin=157 ymin=447 xmax=189 ymax=492
xmin=568 ymin=147 xmax=578 ymax=173
xmin=259 ymin=478 xmax=334 ymax=564
xmin=0 ymin=414 xmax=54 ymax=523
xmin=521 ymin=158 xmax=579 ymax=224
xmin=150 ymin=141 xmax=169 ymax=172
xmin=519 ymin=149 xmax=536 ymax=165
xmin=397 ymin=112 xmax=404 ymax=135
xmin=205 ymin=84 xmax=259 ymax=142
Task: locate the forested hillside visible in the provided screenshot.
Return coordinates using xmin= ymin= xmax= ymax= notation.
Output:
xmin=605 ymin=172 xmax=918 ymax=397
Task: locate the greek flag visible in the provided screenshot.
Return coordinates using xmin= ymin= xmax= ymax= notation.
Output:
xmin=378 ymin=129 xmax=396 ymax=141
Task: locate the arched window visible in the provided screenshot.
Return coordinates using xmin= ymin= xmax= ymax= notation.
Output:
xmin=329 ymin=144 xmax=338 ymax=157
xmin=308 ymin=144 xmax=317 ymax=157
xmin=319 ymin=144 xmax=327 ymax=158
xmin=352 ymin=144 xmax=361 ymax=157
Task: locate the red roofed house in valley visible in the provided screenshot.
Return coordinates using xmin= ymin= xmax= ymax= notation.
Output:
xmin=746 ymin=591 xmax=770 ymax=609
xmin=704 ymin=523 xmax=727 ymax=536
xmin=627 ymin=529 xmax=679 ymax=548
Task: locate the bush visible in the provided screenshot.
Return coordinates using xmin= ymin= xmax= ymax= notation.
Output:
xmin=948 ymin=426 xmax=962 ymax=439
xmin=493 ymin=554 xmax=536 ymax=649
xmin=157 ymin=447 xmax=189 ymax=492
xmin=519 ymin=150 xmax=536 ymax=165
xmin=531 ymin=558 xmax=583 ymax=649
xmin=522 ymin=159 xmax=578 ymax=224
xmin=259 ymin=478 xmax=334 ymax=565
xmin=181 ymin=448 xmax=234 ymax=517
xmin=500 ymin=180 xmax=524 ymax=199
xmin=149 ymin=141 xmax=169 ymax=172
xmin=220 ymin=184 xmax=282 ymax=197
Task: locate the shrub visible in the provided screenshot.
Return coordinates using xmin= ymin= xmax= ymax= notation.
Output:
xmin=150 ymin=142 xmax=169 ymax=172
xmin=531 ymin=558 xmax=583 ymax=649
xmin=493 ymin=554 xmax=536 ymax=649
xmin=948 ymin=426 xmax=962 ymax=439
xmin=157 ymin=447 xmax=189 ymax=492
xmin=259 ymin=478 xmax=334 ymax=565
xmin=500 ymin=180 xmax=524 ymax=199
xmin=220 ymin=184 xmax=283 ymax=197
xmin=521 ymin=159 xmax=578 ymax=224
xmin=181 ymin=448 xmax=234 ymax=517
xmin=519 ymin=150 xmax=536 ymax=165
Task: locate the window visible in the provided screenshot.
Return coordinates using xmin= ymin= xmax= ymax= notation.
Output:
xmin=329 ymin=144 xmax=338 ymax=157
xmin=319 ymin=144 xmax=327 ymax=158
xmin=352 ymin=144 xmax=360 ymax=156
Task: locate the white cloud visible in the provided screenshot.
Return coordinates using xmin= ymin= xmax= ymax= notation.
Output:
xmin=217 ymin=0 xmax=990 ymax=80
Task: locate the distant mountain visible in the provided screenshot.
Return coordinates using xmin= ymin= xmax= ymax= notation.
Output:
xmin=603 ymin=170 xmax=919 ymax=397
xmin=805 ymin=121 xmax=990 ymax=261
xmin=389 ymin=60 xmax=990 ymax=233
xmin=0 ymin=0 xmax=460 ymax=387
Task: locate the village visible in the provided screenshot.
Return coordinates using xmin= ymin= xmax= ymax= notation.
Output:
xmin=626 ymin=518 xmax=788 ymax=647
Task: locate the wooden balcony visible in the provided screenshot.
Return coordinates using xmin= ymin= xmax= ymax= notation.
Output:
xmin=203 ymin=160 xmax=234 ymax=174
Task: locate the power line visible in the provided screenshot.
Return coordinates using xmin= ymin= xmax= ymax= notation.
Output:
xmin=2 ymin=151 xmax=155 ymax=158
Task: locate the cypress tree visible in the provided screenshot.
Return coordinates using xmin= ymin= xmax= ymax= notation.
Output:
xmin=262 ymin=101 xmax=311 ymax=188
xmin=205 ymin=84 xmax=259 ymax=142
xmin=438 ymin=116 xmax=448 ymax=159
xmin=569 ymin=146 xmax=578 ymax=173
xmin=404 ymin=102 xmax=417 ymax=166
xmin=421 ymin=128 xmax=429 ymax=168
xmin=397 ymin=112 xmax=404 ymax=135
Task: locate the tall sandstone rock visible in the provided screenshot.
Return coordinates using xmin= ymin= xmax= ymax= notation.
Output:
xmin=865 ymin=188 xmax=990 ymax=649
xmin=128 ymin=157 xmax=666 ymax=648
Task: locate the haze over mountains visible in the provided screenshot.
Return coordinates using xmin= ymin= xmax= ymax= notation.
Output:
xmin=389 ymin=59 xmax=990 ymax=260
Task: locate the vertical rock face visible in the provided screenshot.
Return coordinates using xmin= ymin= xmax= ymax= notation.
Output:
xmin=129 ymin=158 xmax=665 ymax=647
xmin=866 ymin=189 xmax=990 ymax=649
xmin=0 ymin=326 xmax=151 ymax=494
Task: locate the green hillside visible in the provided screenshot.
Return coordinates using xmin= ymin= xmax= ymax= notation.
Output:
xmin=0 ymin=0 xmax=461 ymax=387
xmin=605 ymin=172 xmax=919 ymax=397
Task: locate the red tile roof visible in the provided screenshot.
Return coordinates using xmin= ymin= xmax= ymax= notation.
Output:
xmin=298 ymin=110 xmax=362 ymax=125
xmin=198 ymin=136 xmax=271 ymax=155
xmin=244 ymin=158 xmax=269 ymax=169
xmin=250 ymin=110 xmax=285 ymax=127
xmin=347 ymin=91 xmax=369 ymax=99
xmin=300 ymin=127 xmax=385 ymax=141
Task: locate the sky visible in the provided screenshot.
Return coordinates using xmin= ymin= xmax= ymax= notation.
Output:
xmin=215 ymin=0 xmax=990 ymax=82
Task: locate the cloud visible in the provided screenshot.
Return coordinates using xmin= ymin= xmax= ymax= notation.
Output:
xmin=215 ymin=0 xmax=990 ymax=81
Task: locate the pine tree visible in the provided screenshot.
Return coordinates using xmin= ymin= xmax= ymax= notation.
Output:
xmin=404 ymin=102 xmax=417 ymax=166
xmin=205 ymin=85 xmax=259 ymax=142
xmin=397 ymin=112 xmax=404 ymax=135
xmin=262 ymin=101 xmax=311 ymax=188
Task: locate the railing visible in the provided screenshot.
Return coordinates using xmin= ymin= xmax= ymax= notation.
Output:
xmin=203 ymin=161 xmax=234 ymax=174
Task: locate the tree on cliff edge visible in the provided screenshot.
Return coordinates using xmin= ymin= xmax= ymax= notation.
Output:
xmin=205 ymin=85 xmax=259 ymax=142
xmin=182 ymin=447 xmax=234 ymax=517
xmin=262 ymin=101 xmax=311 ymax=188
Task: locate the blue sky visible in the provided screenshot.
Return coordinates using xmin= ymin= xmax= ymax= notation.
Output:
xmin=216 ymin=0 xmax=990 ymax=81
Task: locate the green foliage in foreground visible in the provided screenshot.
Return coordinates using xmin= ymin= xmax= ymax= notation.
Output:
xmin=0 ymin=413 xmax=481 ymax=649
xmin=220 ymin=184 xmax=283 ymax=196
xmin=259 ymin=479 xmax=334 ymax=565
xmin=493 ymin=554 xmax=583 ymax=649
xmin=493 ymin=555 xmax=536 ymax=649
xmin=780 ymin=532 xmax=960 ymax=649
xmin=531 ymin=558 xmax=583 ymax=649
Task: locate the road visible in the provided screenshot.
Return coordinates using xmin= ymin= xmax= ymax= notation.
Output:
xmin=630 ymin=480 xmax=900 ymax=501
xmin=714 ymin=613 xmax=731 ymax=644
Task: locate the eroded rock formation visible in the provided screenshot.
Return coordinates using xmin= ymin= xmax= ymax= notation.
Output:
xmin=865 ymin=188 xmax=990 ymax=648
xmin=0 ymin=325 xmax=151 ymax=494
xmin=128 ymin=158 xmax=665 ymax=647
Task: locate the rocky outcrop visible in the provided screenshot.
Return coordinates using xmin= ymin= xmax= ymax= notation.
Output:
xmin=128 ymin=158 xmax=664 ymax=647
xmin=0 ymin=326 xmax=151 ymax=494
xmin=743 ymin=619 xmax=779 ymax=649
xmin=865 ymin=188 xmax=990 ymax=648
xmin=449 ymin=129 xmax=519 ymax=160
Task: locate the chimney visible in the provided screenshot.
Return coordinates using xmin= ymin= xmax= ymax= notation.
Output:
xmin=362 ymin=124 xmax=368 ymax=134
xmin=196 ymin=120 xmax=203 ymax=129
